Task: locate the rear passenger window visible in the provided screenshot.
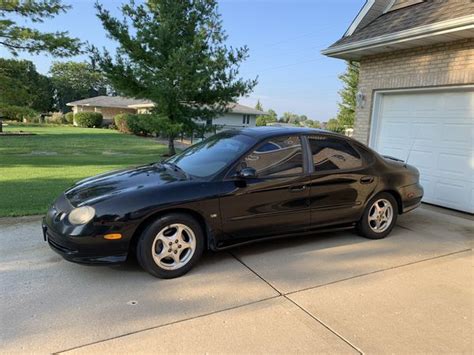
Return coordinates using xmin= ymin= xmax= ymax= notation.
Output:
xmin=309 ymin=136 xmax=362 ymax=171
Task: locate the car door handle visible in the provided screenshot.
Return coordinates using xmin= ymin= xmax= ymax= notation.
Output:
xmin=360 ymin=176 xmax=374 ymax=184
xmin=289 ymin=185 xmax=307 ymax=192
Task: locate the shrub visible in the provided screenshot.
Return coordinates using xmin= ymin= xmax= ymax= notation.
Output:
xmin=0 ymin=104 xmax=38 ymax=122
xmin=114 ymin=113 xmax=130 ymax=133
xmin=65 ymin=112 xmax=74 ymax=124
xmin=126 ymin=114 xmax=151 ymax=136
xmin=49 ymin=112 xmax=66 ymax=124
xmin=74 ymin=112 xmax=103 ymax=128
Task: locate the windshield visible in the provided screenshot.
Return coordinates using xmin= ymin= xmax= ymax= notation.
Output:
xmin=166 ymin=132 xmax=256 ymax=179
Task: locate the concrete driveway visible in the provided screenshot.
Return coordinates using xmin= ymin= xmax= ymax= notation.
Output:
xmin=1 ymin=205 xmax=472 ymax=354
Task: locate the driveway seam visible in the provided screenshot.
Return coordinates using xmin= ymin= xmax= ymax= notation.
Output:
xmin=284 ymin=295 xmax=363 ymax=354
xmin=228 ymin=251 xmax=282 ymax=295
xmin=285 ymin=248 xmax=472 ymax=296
xmin=229 ymin=251 xmax=363 ymax=354
xmin=54 ymin=295 xmax=281 ymax=354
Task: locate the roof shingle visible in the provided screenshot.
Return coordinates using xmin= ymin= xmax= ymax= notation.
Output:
xmin=329 ymin=0 xmax=474 ymax=48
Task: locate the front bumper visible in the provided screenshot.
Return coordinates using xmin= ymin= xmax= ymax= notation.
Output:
xmin=42 ymin=194 xmax=129 ymax=265
xmin=42 ymin=221 xmax=128 ymax=265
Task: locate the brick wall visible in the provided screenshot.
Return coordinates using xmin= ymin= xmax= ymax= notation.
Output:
xmin=354 ymin=38 xmax=474 ymax=143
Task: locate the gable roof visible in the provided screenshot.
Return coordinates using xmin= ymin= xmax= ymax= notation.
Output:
xmin=67 ymin=96 xmax=265 ymax=115
xmin=66 ymin=96 xmax=145 ymax=108
xmin=322 ymin=0 xmax=474 ymax=60
xmin=344 ymin=0 xmax=393 ymax=37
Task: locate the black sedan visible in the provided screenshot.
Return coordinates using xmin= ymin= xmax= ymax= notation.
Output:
xmin=43 ymin=127 xmax=423 ymax=278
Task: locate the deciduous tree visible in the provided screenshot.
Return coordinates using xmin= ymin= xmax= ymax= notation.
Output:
xmin=0 ymin=0 xmax=82 ymax=56
xmin=50 ymin=61 xmax=108 ymax=112
xmin=0 ymin=58 xmax=53 ymax=113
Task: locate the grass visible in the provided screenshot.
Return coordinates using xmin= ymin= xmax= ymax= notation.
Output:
xmin=0 ymin=124 xmax=168 ymax=217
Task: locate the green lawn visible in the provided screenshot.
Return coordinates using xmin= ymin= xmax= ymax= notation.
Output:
xmin=0 ymin=124 xmax=168 ymax=217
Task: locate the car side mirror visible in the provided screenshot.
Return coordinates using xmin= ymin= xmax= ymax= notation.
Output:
xmin=238 ymin=167 xmax=257 ymax=179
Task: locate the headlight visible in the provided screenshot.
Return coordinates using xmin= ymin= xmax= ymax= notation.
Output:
xmin=68 ymin=206 xmax=95 ymax=225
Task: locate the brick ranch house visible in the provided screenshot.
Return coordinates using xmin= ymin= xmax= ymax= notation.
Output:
xmin=322 ymin=0 xmax=473 ymax=213
xmin=67 ymin=96 xmax=265 ymax=129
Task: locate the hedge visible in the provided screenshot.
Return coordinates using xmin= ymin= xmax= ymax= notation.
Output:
xmin=74 ymin=112 xmax=103 ymax=128
xmin=114 ymin=113 xmax=130 ymax=133
xmin=65 ymin=112 xmax=74 ymax=124
xmin=114 ymin=113 xmax=151 ymax=136
xmin=49 ymin=112 xmax=66 ymax=124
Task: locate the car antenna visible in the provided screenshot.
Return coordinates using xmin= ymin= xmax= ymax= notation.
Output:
xmin=405 ymin=128 xmax=418 ymax=166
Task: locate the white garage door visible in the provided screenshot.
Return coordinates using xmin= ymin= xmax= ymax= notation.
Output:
xmin=370 ymin=89 xmax=474 ymax=213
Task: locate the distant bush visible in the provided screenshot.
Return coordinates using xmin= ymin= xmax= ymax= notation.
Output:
xmin=0 ymin=104 xmax=38 ymax=122
xmin=65 ymin=112 xmax=74 ymax=124
xmin=127 ymin=114 xmax=152 ymax=136
xmin=49 ymin=112 xmax=66 ymax=124
xmin=114 ymin=113 xmax=130 ymax=133
xmin=75 ymin=112 xmax=103 ymax=128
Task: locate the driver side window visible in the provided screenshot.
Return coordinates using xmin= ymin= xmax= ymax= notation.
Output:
xmin=239 ymin=136 xmax=303 ymax=177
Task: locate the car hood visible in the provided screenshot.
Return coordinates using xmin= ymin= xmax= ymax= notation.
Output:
xmin=65 ymin=164 xmax=184 ymax=206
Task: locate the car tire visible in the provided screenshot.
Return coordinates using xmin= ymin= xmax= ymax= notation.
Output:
xmin=357 ymin=192 xmax=398 ymax=240
xmin=136 ymin=213 xmax=205 ymax=279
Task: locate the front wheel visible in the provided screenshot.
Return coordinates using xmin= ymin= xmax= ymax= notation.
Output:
xmin=357 ymin=193 xmax=398 ymax=239
xmin=136 ymin=213 xmax=204 ymax=278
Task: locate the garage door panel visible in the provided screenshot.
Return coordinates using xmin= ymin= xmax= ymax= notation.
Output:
xmin=438 ymin=153 xmax=470 ymax=177
xmin=434 ymin=181 xmax=468 ymax=205
xmin=441 ymin=124 xmax=471 ymax=144
xmin=409 ymin=150 xmax=435 ymax=170
xmin=372 ymin=89 xmax=474 ymax=213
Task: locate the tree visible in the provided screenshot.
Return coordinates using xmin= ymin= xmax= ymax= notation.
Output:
xmin=256 ymin=116 xmax=266 ymax=126
xmin=303 ymin=119 xmax=321 ymax=129
xmin=0 ymin=0 xmax=82 ymax=56
xmin=281 ymin=112 xmax=300 ymax=124
xmin=326 ymin=118 xmax=344 ymax=133
xmin=50 ymin=61 xmax=108 ymax=112
xmin=254 ymin=102 xmax=276 ymax=126
xmin=0 ymin=58 xmax=53 ymax=112
xmin=93 ymin=0 xmax=257 ymax=155
xmin=260 ymin=108 xmax=277 ymax=125
xmin=336 ymin=61 xmax=359 ymax=128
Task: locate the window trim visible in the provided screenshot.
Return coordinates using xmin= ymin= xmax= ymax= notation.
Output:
xmin=305 ymin=134 xmax=367 ymax=175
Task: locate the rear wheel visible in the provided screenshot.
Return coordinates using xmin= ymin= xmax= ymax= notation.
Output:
xmin=357 ymin=193 xmax=398 ymax=239
xmin=136 ymin=213 xmax=204 ymax=278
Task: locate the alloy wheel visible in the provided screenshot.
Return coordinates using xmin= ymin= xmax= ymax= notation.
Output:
xmin=151 ymin=223 xmax=196 ymax=270
xmin=368 ymin=198 xmax=393 ymax=233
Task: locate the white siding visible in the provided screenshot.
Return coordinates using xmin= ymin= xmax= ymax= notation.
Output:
xmin=213 ymin=113 xmax=257 ymax=129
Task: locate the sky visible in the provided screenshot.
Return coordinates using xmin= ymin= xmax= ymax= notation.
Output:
xmin=0 ymin=0 xmax=365 ymax=121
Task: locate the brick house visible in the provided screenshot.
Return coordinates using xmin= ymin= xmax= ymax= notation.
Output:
xmin=323 ymin=0 xmax=473 ymax=213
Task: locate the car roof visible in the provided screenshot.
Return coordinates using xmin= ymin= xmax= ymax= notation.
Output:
xmin=230 ymin=126 xmax=343 ymax=139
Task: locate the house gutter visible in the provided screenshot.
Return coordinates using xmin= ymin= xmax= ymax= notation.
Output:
xmin=322 ymin=15 xmax=474 ymax=57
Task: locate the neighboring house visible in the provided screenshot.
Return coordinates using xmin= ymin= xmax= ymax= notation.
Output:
xmin=67 ymin=96 xmax=141 ymax=122
xmin=67 ymin=96 xmax=264 ymax=129
xmin=322 ymin=0 xmax=473 ymax=213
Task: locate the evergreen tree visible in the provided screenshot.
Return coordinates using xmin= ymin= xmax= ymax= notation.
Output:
xmin=255 ymin=100 xmax=263 ymax=111
xmin=0 ymin=0 xmax=82 ymax=56
xmin=93 ymin=0 xmax=257 ymax=155
xmin=336 ymin=61 xmax=359 ymax=128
